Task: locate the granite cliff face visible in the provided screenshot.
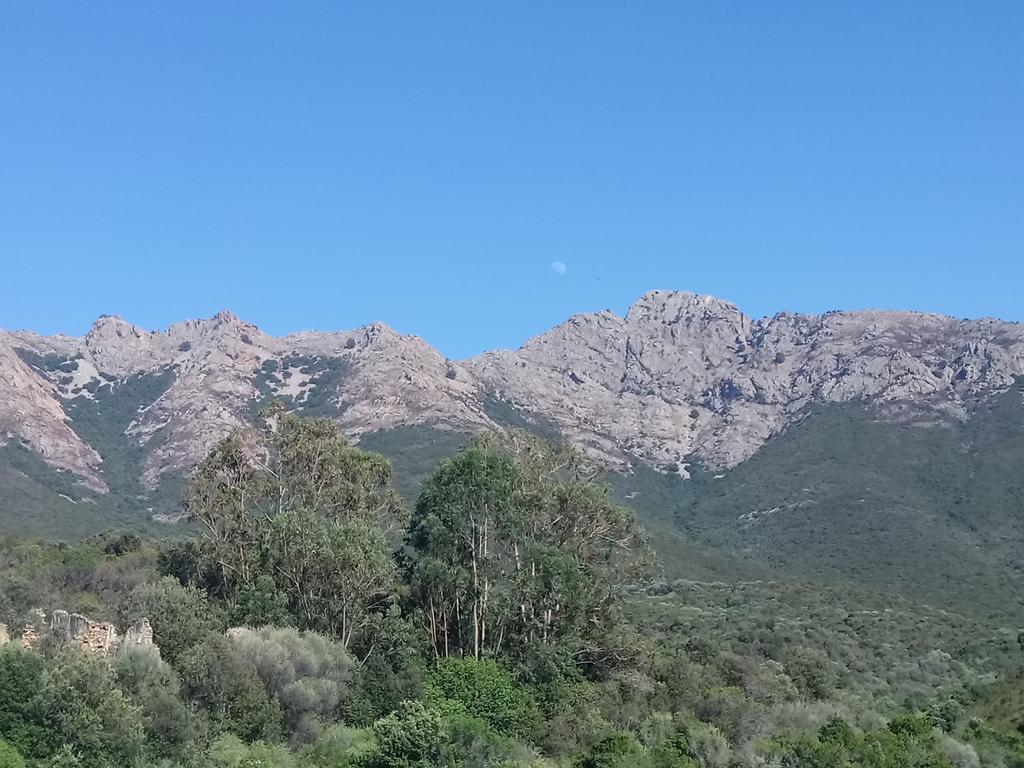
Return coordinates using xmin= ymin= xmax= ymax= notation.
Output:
xmin=467 ymin=291 xmax=1024 ymax=471
xmin=1 ymin=291 xmax=1022 ymax=504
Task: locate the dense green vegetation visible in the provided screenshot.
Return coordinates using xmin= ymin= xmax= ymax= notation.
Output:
xmin=0 ymin=411 xmax=1021 ymax=766
xmin=0 ymin=359 xmax=183 ymax=539
xmin=4 ymin=357 xmax=1024 ymax=628
xmin=250 ymin=355 xmax=353 ymax=419
xmin=608 ymin=384 xmax=1024 ymax=620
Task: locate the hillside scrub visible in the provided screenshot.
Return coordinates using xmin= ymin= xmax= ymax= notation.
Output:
xmin=0 ymin=413 xmax=1019 ymax=766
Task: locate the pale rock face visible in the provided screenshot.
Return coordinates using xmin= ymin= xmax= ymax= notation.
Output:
xmin=1 ymin=292 xmax=1022 ymax=498
xmin=463 ymin=292 xmax=1024 ymax=470
xmin=0 ymin=333 xmax=106 ymax=490
xmin=127 ymin=311 xmax=281 ymax=487
xmin=85 ymin=316 xmax=163 ymax=377
xmin=295 ymin=323 xmax=491 ymax=440
xmin=22 ymin=609 xmax=156 ymax=656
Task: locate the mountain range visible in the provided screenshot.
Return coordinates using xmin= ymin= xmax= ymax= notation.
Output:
xmin=2 ymin=290 xmax=1023 ymax=617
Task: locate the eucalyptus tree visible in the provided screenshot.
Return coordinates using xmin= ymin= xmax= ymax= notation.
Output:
xmin=408 ymin=430 xmax=652 ymax=666
xmin=185 ymin=405 xmax=403 ymax=651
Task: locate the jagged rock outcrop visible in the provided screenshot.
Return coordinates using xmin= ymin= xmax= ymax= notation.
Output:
xmin=283 ymin=322 xmax=490 ymax=440
xmin=466 ymin=291 xmax=1024 ymax=470
xmin=1 ymin=291 xmax=1022 ymax=501
xmin=16 ymin=608 xmax=156 ymax=656
xmin=0 ymin=333 xmax=106 ymax=491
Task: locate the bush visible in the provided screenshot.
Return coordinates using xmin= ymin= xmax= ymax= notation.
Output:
xmin=302 ymin=724 xmax=376 ymax=767
xmin=119 ymin=576 xmax=225 ymax=665
xmin=113 ymin=646 xmax=199 ymax=759
xmin=0 ymin=739 xmax=25 ymax=768
xmin=0 ymin=647 xmax=48 ymax=758
xmin=229 ymin=626 xmax=354 ymax=743
xmin=35 ymin=651 xmax=146 ymax=768
xmin=178 ymin=634 xmax=282 ymax=742
xmin=575 ymin=732 xmax=645 ymax=768
xmin=425 ymin=658 xmax=533 ymax=737
xmin=366 ymin=700 xmax=449 ymax=768
xmin=207 ymin=733 xmax=298 ymax=768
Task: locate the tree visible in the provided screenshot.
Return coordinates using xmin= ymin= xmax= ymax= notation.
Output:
xmin=185 ymin=411 xmax=402 ymax=651
xmin=35 ymin=651 xmax=146 ymax=768
xmin=408 ymin=432 xmax=651 ymax=666
xmin=186 ymin=432 xmax=269 ymax=592
xmin=269 ymin=511 xmax=397 ymax=647
xmin=178 ymin=634 xmax=282 ymax=742
xmin=118 ymin=576 xmax=225 ymax=665
xmin=425 ymin=658 xmax=532 ymax=737
xmin=408 ymin=446 xmax=520 ymax=661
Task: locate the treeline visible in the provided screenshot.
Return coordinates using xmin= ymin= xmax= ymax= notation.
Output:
xmin=0 ymin=411 xmax=1016 ymax=766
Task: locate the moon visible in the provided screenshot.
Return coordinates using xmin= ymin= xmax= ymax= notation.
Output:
xmin=550 ymin=261 xmax=567 ymax=275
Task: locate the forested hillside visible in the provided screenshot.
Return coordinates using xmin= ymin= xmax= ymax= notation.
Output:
xmin=0 ymin=412 xmax=1021 ymax=767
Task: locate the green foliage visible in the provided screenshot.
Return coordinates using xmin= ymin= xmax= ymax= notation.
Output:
xmin=0 ymin=444 xmax=123 ymax=542
xmin=63 ymin=368 xmax=177 ymax=495
xmin=408 ymin=434 xmax=649 ymax=666
xmin=0 ymin=534 xmax=165 ymax=628
xmin=12 ymin=348 xmax=75 ymax=373
xmin=249 ymin=354 xmax=352 ymax=419
xmin=425 ymin=658 xmax=532 ymax=737
xmin=268 ymin=510 xmax=397 ymax=644
xmin=113 ymin=646 xmax=199 ymax=760
xmin=365 ymin=701 xmax=451 ymax=768
xmin=0 ymin=741 xmax=24 ymax=768
xmin=627 ymin=579 xmax=1018 ymax=716
xmin=208 ymin=733 xmax=299 ymax=768
xmin=575 ymin=731 xmax=646 ymax=768
xmin=0 ymin=413 xmax=1020 ymax=767
xmin=302 ymin=725 xmax=377 ymax=767
xmin=119 ymin=576 xmax=225 ymax=664
xmin=229 ymin=626 xmax=354 ymax=743
xmin=186 ymin=412 xmax=402 ymax=650
xmin=480 ymin=395 xmax=562 ymax=442
xmin=44 ymin=747 xmax=83 ymax=768
xmin=0 ymin=647 xmax=48 ymax=757
xmin=0 ymin=366 xmax=184 ymax=539
xmin=613 ymin=391 xmax=1024 ymax=620
xmin=179 ymin=634 xmax=283 ymax=742
xmin=358 ymin=426 xmax=469 ymax=506
xmin=0 ymin=739 xmax=25 ymax=768
xmin=765 ymin=715 xmax=960 ymax=767
xmin=34 ymin=650 xmax=146 ymax=768
xmin=345 ymin=612 xmax=426 ymax=725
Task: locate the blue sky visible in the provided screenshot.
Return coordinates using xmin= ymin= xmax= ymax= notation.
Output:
xmin=1 ymin=3 xmax=1021 ymax=358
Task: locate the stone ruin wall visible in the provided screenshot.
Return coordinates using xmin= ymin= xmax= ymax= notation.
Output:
xmin=0 ymin=609 xmax=156 ymax=657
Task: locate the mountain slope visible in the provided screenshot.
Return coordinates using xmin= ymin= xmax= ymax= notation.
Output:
xmin=612 ymin=384 xmax=1024 ymax=618
xmin=467 ymin=291 xmax=1024 ymax=470
xmin=4 ymin=291 xmax=1023 ymax=498
xmin=1 ymin=291 xmax=1023 ymax=619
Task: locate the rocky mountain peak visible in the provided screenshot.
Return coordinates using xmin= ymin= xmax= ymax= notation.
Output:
xmin=2 ymin=293 xmax=1023 ymax=506
xmin=85 ymin=315 xmax=158 ymax=377
xmin=212 ymin=309 xmax=243 ymax=324
xmin=358 ymin=321 xmax=404 ymax=349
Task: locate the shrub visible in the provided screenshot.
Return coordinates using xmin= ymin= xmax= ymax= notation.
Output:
xmin=178 ymin=635 xmax=282 ymax=742
xmin=0 ymin=739 xmax=25 ymax=768
xmin=118 ymin=576 xmax=225 ymax=665
xmin=229 ymin=626 xmax=354 ymax=742
xmin=425 ymin=658 xmax=532 ymax=737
